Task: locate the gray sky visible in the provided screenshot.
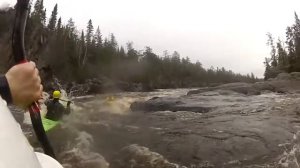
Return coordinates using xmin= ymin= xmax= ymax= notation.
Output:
xmin=3 ymin=0 xmax=300 ymax=77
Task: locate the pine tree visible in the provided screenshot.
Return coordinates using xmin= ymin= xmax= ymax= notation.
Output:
xmin=67 ymin=18 xmax=75 ymax=34
xmin=48 ymin=4 xmax=58 ymax=31
xmin=86 ymin=19 xmax=94 ymax=46
xmin=109 ymin=33 xmax=117 ymax=49
xmin=127 ymin=42 xmax=138 ymax=61
xmin=79 ymin=30 xmax=87 ymax=67
xmin=119 ymin=46 xmax=126 ymax=59
xmin=266 ymin=33 xmax=277 ymax=67
xmin=163 ymin=50 xmax=170 ymax=58
xmin=40 ymin=0 xmax=45 ymax=12
xmin=250 ymin=73 xmax=255 ymax=80
xmin=80 ymin=31 xmax=85 ymax=46
xmin=264 ymin=57 xmax=272 ymax=80
xmin=103 ymin=38 xmax=109 ymax=47
xmin=91 ymin=37 xmax=96 ymax=47
xmin=42 ymin=8 xmax=46 ymax=25
xmin=57 ymin=17 xmax=62 ymax=30
xmin=286 ymin=26 xmax=296 ymax=67
xmin=55 ymin=17 xmax=62 ymax=38
xmin=95 ymin=26 xmax=102 ymax=48
xmin=294 ymin=12 xmax=300 ymax=61
xmin=31 ymin=0 xmax=45 ymax=25
xmin=172 ymin=51 xmax=181 ymax=63
xmin=276 ymin=39 xmax=288 ymax=70
xmin=294 ymin=12 xmax=300 ymax=37
xmin=31 ymin=0 xmax=41 ymax=17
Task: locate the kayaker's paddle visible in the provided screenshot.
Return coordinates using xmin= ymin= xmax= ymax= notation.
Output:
xmin=59 ymin=99 xmax=73 ymax=103
xmin=12 ymin=0 xmax=56 ymax=158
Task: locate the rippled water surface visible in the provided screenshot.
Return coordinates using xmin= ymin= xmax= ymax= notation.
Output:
xmin=24 ymin=89 xmax=190 ymax=167
xmin=18 ymin=89 xmax=300 ymax=167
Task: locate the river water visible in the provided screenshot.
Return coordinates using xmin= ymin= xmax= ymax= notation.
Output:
xmin=17 ymin=89 xmax=300 ymax=167
xmin=24 ymin=89 xmax=190 ymax=167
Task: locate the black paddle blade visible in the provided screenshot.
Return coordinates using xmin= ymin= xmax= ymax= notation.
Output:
xmin=12 ymin=0 xmax=30 ymax=63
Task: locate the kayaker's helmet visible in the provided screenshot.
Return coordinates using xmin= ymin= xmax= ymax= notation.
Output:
xmin=53 ymin=90 xmax=61 ymax=99
xmin=108 ymin=96 xmax=115 ymax=101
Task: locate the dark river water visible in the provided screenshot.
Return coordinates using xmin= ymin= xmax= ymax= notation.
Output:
xmin=25 ymin=89 xmax=191 ymax=167
xmin=15 ymin=89 xmax=300 ymax=168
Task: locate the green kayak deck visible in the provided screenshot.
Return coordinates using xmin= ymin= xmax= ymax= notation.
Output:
xmin=42 ymin=118 xmax=59 ymax=132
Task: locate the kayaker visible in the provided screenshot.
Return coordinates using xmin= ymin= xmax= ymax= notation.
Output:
xmin=105 ymin=95 xmax=115 ymax=103
xmin=45 ymin=90 xmax=71 ymax=121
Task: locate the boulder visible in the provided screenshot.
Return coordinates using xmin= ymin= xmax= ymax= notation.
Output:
xmin=86 ymin=78 xmax=103 ymax=94
xmin=253 ymin=82 xmax=275 ymax=92
xmin=276 ymin=73 xmax=292 ymax=80
xmin=131 ymin=97 xmax=213 ymax=113
xmin=291 ymin=72 xmax=300 ymax=80
xmin=110 ymin=144 xmax=187 ymax=168
xmin=188 ymin=82 xmax=260 ymax=96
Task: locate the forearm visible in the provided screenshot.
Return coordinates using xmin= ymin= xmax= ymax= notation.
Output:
xmin=0 ymin=76 xmax=12 ymax=104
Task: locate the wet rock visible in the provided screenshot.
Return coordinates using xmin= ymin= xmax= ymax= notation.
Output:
xmin=131 ymin=96 xmax=214 ymax=113
xmin=68 ymin=82 xmax=90 ymax=97
xmin=276 ymin=73 xmax=292 ymax=80
xmin=110 ymin=144 xmax=187 ymax=168
xmin=126 ymin=89 xmax=300 ymax=167
xmin=68 ymin=79 xmax=144 ymax=96
xmin=141 ymin=83 xmax=156 ymax=92
xmin=187 ymin=83 xmax=260 ymax=96
xmin=60 ymin=148 xmax=109 ymax=168
xmin=291 ymin=72 xmax=300 ymax=80
xmin=86 ymin=78 xmax=103 ymax=94
xmin=58 ymin=131 xmax=109 ymax=168
xmin=264 ymin=73 xmax=300 ymax=93
xmin=253 ymin=82 xmax=275 ymax=92
xmin=114 ymin=81 xmax=143 ymax=92
xmin=131 ymin=88 xmax=253 ymax=113
xmin=267 ymin=79 xmax=300 ymax=93
xmin=66 ymin=78 xmax=104 ymax=96
xmin=188 ymin=77 xmax=300 ymax=96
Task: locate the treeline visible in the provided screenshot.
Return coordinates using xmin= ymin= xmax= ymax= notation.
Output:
xmin=0 ymin=1 xmax=258 ymax=89
xmin=265 ymin=13 xmax=300 ymax=79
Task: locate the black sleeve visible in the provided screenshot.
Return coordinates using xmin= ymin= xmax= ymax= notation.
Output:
xmin=44 ymin=100 xmax=50 ymax=106
xmin=0 ymin=76 xmax=12 ymax=104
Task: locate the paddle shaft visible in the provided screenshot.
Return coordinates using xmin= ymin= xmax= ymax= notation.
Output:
xmin=59 ymin=99 xmax=72 ymax=103
xmin=12 ymin=0 xmax=56 ymax=158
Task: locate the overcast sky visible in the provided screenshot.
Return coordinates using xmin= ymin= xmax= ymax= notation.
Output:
xmin=2 ymin=0 xmax=300 ymax=77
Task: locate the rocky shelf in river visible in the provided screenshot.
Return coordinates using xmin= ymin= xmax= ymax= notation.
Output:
xmin=126 ymin=73 xmax=300 ymax=167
